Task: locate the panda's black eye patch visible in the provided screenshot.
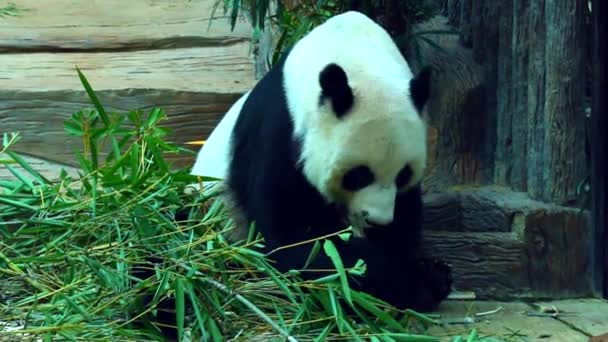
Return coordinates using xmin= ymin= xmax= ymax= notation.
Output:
xmin=342 ymin=166 xmax=374 ymax=191
xmin=396 ymin=165 xmax=413 ymax=188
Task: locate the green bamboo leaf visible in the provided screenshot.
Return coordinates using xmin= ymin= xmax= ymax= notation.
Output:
xmin=313 ymin=323 xmax=334 ymax=342
xmin=146 ymin=108 xmax=163 ymax=128
xmin=466 ymin=329 xmax=478 ymax=342
xmin=5 ymin=165 xmax=34 ymax=190
xmin=322 ymin=239 xmax=352 ymax=305
xmin=206 ymin=316 xmax=223 ymax=342
xmin=175 ymin=277 xmax=185 ymax=342
xmin=64 ymin=119 xmax=84 ymax=137
xmin=383 ymin=334 xmax=439 ymax=342
xmin=5 ymin=151 xmax=50 ymax=185
xmin=328 ymin=286 xmax=343 ymax=330
xmin=303 ymin=240 xmax=321 ymax=269
xmin=350 ymin=291 xmax=405 ymax=332
xmin=76 ymin=67 xmax=110 ymax=128
xmin=0 ymin=196 xmax=38 ymax=211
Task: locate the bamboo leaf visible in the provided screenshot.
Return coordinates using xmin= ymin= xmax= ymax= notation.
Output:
xmin=322 ymin=239 xmax=352 ymax=305
xmin=5 ymin=151 xmax=50 ymax=185
xmin=175 ymin=277 xmax=185 ymax=342
xmin=76 ymin=67 xmax=110 ymax=127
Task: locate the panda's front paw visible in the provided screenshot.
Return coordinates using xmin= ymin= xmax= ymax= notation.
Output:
xmin=418 ymin=258 xmax=453 ymax=301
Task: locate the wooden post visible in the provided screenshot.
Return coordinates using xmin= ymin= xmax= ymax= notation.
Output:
xmin=590 ymin=0 xmax=608 ymax=298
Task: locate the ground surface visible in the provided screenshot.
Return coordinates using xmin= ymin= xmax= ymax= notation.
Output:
xmin=432 ymin=299 xmax=608 ymax=341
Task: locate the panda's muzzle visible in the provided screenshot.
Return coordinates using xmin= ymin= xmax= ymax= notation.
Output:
xmin=364 ymin=218 xmax=386 ymax=228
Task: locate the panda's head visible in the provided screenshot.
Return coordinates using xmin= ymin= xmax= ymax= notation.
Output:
xmin=283 ymin=11 xmax=431 ymax=237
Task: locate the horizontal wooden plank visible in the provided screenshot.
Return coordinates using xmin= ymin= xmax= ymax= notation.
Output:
xmin=0 ymin=153 xmax=80 ymax=183
xmin=0 ymin=43 xmax=255 ymax=93
xmin=0 ymin=90 xmax=244 ymax=168
xmin=0 ymin=40 xmax=256 ymax=167
xmin=0 ymin=0 xmax=252 ymax=52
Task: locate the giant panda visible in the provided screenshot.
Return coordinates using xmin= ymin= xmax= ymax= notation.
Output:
xmin=190 ymin=10 xmax=453 ymax=311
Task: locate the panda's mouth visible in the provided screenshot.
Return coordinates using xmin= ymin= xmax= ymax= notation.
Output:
xmin=346 ymin=215 xmax=368 ymax=238
xmin=334 ymin=205 xmax=366 ymax=238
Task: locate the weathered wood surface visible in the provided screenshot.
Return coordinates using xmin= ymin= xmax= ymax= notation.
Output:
xmin=420 ymin=186 xmax=592 ymax=299
xmin=522 ymin=208 xmax=591 ymax=296
xmin=0 ymin=0 xmax=257 ymax=171
xmin=542 ymin=0 xmax=588 ymax=204
xmin=0 ymin=0 xmax=252 ymax=52
xmin=0 ymin=154 xmax=80 ymax=185
xmin=526 ymin=0 xmax=548 ymax=201
xmin=421 ymin=2 xmax=590 ymax=205
xmin=0 ymin=43 xmax=254 ymax=93
xmin=429 ymin=301 xmax=589 ymax=341
xmin=422 ymin=231 xmax=527 ymax=299
xmin=404 ymin=16 xmax=487 ymax=191
xmin=0 ymin=42 xmax=255 ymax=167
xmin=534 ymin=299 xmax=608 ymax=337
xmin=494 ymin=0 xmax=513 ymax=186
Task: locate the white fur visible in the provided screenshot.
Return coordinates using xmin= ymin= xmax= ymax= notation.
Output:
xmin=189 ymin=12 xmax=428 ymax=237
xmin=282 ymin=11 xmax=428 ymax=235
xmin=190 ymin=91 xmax=250 ymax=181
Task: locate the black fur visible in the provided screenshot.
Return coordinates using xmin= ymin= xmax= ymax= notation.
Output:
xmin=319 ymin=63 xmax=354 ymax=118
xmin=409 ymin=66 xmax=433 ymax=112
xmin=227 ymin=54 xmax=451 ymax=309
xmin=142 ymin=52 xmax=450 ymax=340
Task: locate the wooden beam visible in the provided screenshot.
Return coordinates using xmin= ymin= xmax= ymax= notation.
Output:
xmin=591 ymin=0 xmax=608 ymax=298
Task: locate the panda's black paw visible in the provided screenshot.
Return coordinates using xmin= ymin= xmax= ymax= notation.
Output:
xmin=417 ymin=258 xmax=453 ymax=301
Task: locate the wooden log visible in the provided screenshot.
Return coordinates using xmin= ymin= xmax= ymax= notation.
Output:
xmin=0 ymin=43 xmax=256 ymax=168
xmin=494 ymin=0 xmax=514 ymax=185
xmin=0 ymin=0 xmax=252 ymax=52
xmin=476 ymin=1 xmax=500 ymax=185
xmin=542 ymin=0 xmax=588 ymax=204
xmin=459 ymin=0 xmax=473 ymax=47
xmin=422 ymin=192 xmax=462 ymax=232
xmin=526 ymin=0 xmax=548 ymax=200
xmin=0 ymin=90 xmax=245 ymax=168
xmin=422 ymin=231 xmax=528 ymax=299
xmin=421 ymin=187 xmax=593 ymax=298
xmin=444 ymin=0 xmax=461 ymax=27
xmin=522 ymin=209 xmax=591 ymax=296
xmin=405 ymin=16 xmax=487 ymax=190
xmin=510 ymin=0 xmax=531 ymax=191
xmin=470 ymin=0 xmax=485 ymax=63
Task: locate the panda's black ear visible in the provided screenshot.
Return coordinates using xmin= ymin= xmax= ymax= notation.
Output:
xmin=319 ymin=63 xmax=354 ymax=118
xmin=409 ymin=66 xmax=432 ymax=112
